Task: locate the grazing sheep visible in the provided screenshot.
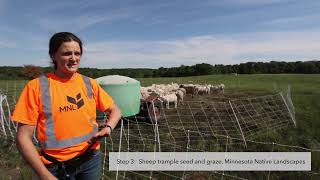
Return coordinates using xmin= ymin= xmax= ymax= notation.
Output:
xmin=180 ymin=84 xmax=196 ymax=97
xmin=140 ymin=87 xmax=152 ymax=100
xmin=177 ymin=87 xmax=186 ymax=95
xmin=195 ymin=85 xmax=209 ymax=95
xmin=218 ymin=84 xmax=225 ymax=94
xmin=210 ymin=84 xmax=225 ymax=94
xmin=141 ymin=82 xmax=224 ymax=109
xmin=160 ymin=93 xmax=177 ymax=109
xmin=175 ymin=89 xmax=185 ymax=105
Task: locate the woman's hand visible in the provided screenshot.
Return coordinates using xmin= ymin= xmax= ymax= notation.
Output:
xmin=89 ymin=104 xmax=121 ymax=144
xmin=89 ymin=125 xmax=112 ymax=143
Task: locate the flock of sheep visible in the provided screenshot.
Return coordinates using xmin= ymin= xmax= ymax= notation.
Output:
xmin=140 ymin=83 xmax=225 ymax=109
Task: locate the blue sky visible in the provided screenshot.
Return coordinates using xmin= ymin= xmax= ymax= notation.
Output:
xmin=0 ymin=0 xmax=319 ymax=68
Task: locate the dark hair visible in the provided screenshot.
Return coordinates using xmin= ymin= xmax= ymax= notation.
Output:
xmin=49 ymin=32 xmax=83 ymax=70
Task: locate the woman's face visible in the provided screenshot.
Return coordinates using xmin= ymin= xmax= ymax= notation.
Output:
xmin=52 ymin=41 xmax=81 ymax=77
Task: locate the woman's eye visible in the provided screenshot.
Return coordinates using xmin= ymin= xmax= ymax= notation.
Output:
xmin=62 ymin=52 xmax=81 ymax=56
xmin=63 ymin=52 xmax=72 ymax=56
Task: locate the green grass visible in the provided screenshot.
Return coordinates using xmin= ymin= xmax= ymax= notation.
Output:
xmin=139 ymin=74 xmax=320 ymax=179
xmin=138 ymin=74 xmax=320 ymax=142
xmin=0 ymin=74 xmax=319 ymax=179
xmin=0 ymin=140 xmax=32 ymax=179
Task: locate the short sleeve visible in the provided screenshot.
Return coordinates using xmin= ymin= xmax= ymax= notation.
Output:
xmin=11 ymin=79 xmax=40 ymax=125
xmin=91 ymin=79 xmax=114 ymax=112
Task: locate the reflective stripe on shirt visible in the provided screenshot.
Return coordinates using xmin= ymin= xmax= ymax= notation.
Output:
xmin=39 ymin=74 xmax=97 ymax=149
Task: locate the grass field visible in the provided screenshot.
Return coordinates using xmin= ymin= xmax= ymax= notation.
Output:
xmin=138 ymin=74 xmax=320 ymax=146
xmin=0 ymin=74 xmax=319 ymax=179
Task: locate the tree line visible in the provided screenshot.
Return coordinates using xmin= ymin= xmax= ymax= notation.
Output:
xmin=0 ymin=60 xmax=319 ymax=80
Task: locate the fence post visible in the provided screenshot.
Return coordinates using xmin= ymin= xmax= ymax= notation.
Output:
xmin=228 ymin=101 xmax=247 ymax=147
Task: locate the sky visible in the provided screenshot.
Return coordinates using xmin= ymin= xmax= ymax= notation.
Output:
xmin=0 ymin=0 xmax=320 ymax=68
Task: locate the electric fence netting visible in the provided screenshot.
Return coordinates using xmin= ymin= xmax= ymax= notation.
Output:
xmin=0 ymin=82 xmax=319 ymax=179
xmin=99 ymin=87 xmax=319 ymax=180
xmin=0 ymin=80 xmax=26 ymax=139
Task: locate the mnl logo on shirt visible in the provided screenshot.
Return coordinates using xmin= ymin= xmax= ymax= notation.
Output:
xmin=59 ymin=93 xmax=84 ymax=112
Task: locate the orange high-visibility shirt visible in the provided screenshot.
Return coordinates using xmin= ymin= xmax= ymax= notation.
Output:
xmin=12 ymin=72 xmax=114 ymax=163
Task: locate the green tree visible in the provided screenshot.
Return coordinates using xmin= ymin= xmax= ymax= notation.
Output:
xmin=192 ymin=63 xmax=213 ymax=75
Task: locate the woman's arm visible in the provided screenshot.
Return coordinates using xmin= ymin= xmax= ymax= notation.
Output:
xmin=16 ymin=123 xmax=57 ymax=180
xmin=104 ymin=103 xmax=122 ymax=131
xmin=92 ymin=104 xmax=122 ymax=138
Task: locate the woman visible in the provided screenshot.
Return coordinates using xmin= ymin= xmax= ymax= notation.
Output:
xmin=12 ymin=32 xmax=121 ymax=179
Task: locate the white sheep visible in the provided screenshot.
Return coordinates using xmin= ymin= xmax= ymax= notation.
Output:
xmin=177 ymin=87 xmax=186 ymax=95
xmin=218 ymin=84 xmax=225 ymax=94
xmin=210 ymin=84 xmax=225 ymax=94
xmin=160 ymin=93 xmax=177 ymax=109
xmin=175 ymin=89 xmax=185 ymax=105
xmin=195 ymin=85 xmax=209 ymax=95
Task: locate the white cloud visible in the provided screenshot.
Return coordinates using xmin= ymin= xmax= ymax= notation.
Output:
xmin=36 ymin=1 xmax=174 ymax=32
xmin=262 ymin=14 xmax=320 ymax=26
xmin=81 ymin=30 xmax=320 ymax=68
xmin=38 ymin=11 xmax=131 ymax=32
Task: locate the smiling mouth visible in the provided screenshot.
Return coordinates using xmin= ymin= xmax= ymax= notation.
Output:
xmin=67 ymin=64 xmax=78 ymax=68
